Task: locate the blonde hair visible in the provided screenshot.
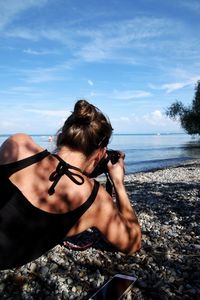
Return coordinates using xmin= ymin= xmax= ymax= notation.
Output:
xmin=56 ymin=100 xmax=113 ymax=156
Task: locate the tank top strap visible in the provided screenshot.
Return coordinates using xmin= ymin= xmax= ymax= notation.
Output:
xmin=0 ymin=150 xmax=50 ymax=177
xmin=80 ymin=179 xmax=99 ymax=211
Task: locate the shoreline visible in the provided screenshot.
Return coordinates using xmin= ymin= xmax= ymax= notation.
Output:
xmin=0 ymin=160 xmax=200 ymax=299
xmin=124 ymin=157 xmax=200 ymax=176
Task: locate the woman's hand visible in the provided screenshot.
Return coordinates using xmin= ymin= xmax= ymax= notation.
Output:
xmin=107 ymin=151 xmax=125 ymax=186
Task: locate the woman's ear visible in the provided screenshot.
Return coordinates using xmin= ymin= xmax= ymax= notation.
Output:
xmin=92 ymin=148 xmax=105 ymax=168
xmin=84 ymin=148 xmax=107 ymax=175
xmin=97 ymin=147 xmax=106 ymax=161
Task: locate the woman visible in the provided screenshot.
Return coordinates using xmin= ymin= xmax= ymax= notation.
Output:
xmin=0 ymin=100 xmax=141 ymax=270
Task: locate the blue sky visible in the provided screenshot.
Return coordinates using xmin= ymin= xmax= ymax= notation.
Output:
xmin=0 ymin=0 xmax=200 ymax=134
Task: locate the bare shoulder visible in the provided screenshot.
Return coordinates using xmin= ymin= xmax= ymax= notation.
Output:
xmin=66 ymin=181 xmax=116 ymax=237
xmin=85 ymin=184 xmax=118 ymax=229
xmin=7 ymin=133 xmax=34 ymax=144
xmin=0 ymin=133 xmax=43 ymax=164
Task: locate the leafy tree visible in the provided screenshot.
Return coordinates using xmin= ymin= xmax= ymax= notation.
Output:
xmin=166 ymin=81 xmax=200 ymax=135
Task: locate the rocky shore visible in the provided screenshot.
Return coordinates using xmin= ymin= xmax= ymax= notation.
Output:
xmin=0 ymin=160 xmax=200 ymax=299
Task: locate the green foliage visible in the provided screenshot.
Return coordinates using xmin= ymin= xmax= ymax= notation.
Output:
xmin=165 ymin=101 xmax=186 ymax=119
xmin=192 ymin=80 xmax=200 ymax=113
xmin=166 ymin=81 xmax=200 ymax=135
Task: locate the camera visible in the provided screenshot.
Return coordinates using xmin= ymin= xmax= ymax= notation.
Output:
xmin=89 ymin=149 xmax=120 ymax=178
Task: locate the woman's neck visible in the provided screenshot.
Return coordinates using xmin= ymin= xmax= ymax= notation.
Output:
xmin=57 ymin=147 xmax=88 ymax=171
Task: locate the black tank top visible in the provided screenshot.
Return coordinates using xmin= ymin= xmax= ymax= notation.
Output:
xmin=0 ymin=150 xmax=99 ymax=270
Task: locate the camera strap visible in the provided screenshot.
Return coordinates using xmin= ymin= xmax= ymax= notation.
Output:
xmin=105 ymin=173 xmax=113 ymax=196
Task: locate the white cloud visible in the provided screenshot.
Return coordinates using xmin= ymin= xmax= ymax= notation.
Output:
xmin=0 ymin=112 xmax=35 ymax=133
xmin=149 ymin=82 xmax=187 ymax=93
xmin=162 ymin=83 xmax=187 ymax=93
xmin=149 ymin=76 xmax=200 ymax=93
xmin=0 ymin=120 xmax=16 ymax=131
xmin=88 ymin=80 xmax=94 ymax=86
xmin=25 ymin=109 xmax=70 ymax=118
xmin=75 ymin=17 xmax=179 ymax=62
xmin=143 ymin=110 xmax=163 ymax=125
xmin=178 ymin=0 xmax=200 ymax=12
xmin=0 ymin=86 xmax=46 ymax=100
xmin=5 ymin=28 xmax=37 ymax=40
xmin=23 ymin=48 xmax=59 ymax=56
xmin=131 ymin=114 xmax=140 ymax=122
xmin=0 ymin=0 xmax=48 ymax=30
xmin=79 ymin=89 xmax=151 ymax=102
xmin=110 ymin=110 xmax=181 ymax=133
xmin=4 ymin=28 xmax=67 ymax=44
xmin=4 ymin=16 xmax=177 ymax=62
xmin=1 ymin=10 xmax=195 ymax=67
xmin=112 ymin=89 xmax=151 ymax=100
xmin=120 ymin=116 xmax=130 ymax=122
xmin=21 ymin=65 xmax=69 ymax=83
xmin=109 ymin=110 xmax=179 ymax=129
xmin=143 ymin=110 xmax=179 ymax=127
xmin=111 ymin=116 xmax=131 ymax=127
xmin=2 ymin=60 xmax=72 ymax=85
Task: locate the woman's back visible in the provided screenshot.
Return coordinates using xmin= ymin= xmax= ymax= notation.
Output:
xmin=0 ymin=134 xmax=100 ymax=269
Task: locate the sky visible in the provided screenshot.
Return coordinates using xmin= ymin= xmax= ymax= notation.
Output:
xmin=0 ymin=0 xmax=200 ymax=134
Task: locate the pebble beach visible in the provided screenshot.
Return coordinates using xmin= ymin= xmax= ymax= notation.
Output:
xmin=0 ymin=160 xmax=199 ymax=300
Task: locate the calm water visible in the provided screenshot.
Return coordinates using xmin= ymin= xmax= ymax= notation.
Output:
xmin=110 ymin=134 xmax=200 ymax=173
xmin=1 ymin=133 xmax=200 ymax=174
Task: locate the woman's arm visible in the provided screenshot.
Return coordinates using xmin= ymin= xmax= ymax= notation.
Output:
xmin=94 ymin=184 xmax=141 ymax=254
xmin=93 ymin=155 xmax=141 ymax=254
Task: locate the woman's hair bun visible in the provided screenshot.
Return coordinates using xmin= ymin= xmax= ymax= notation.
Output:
xmin=56 ymin=99 xmax=113 ymax=156
xmin=73 ymin=100 xmax=95 ymax=125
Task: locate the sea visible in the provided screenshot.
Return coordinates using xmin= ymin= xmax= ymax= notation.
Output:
xmin=1 ymin=133 xmax=200 ymax=174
